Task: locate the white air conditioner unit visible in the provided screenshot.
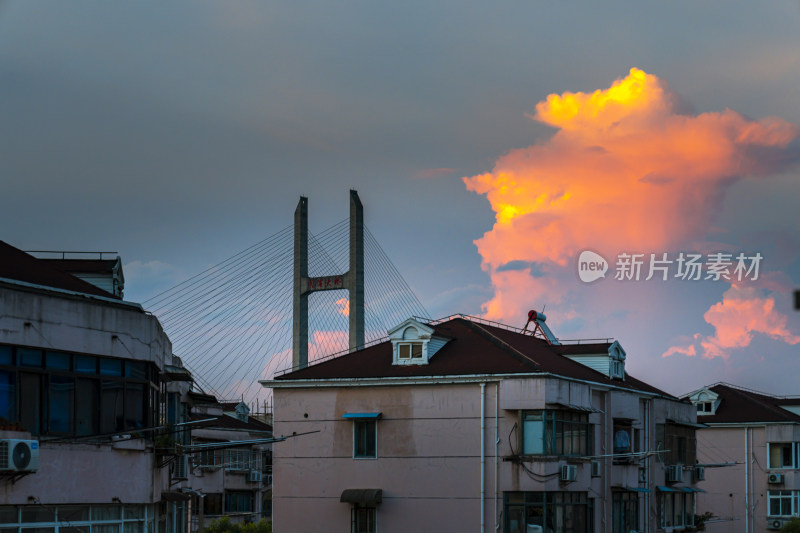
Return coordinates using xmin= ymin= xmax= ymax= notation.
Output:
xmin=0 ymin=439 xmax=39 ymax=472
xmin=560 ymin=464 xmax=577 ymax=482
xmin=591 ymin=460 xmax=601 ymax=477
xmin=249 ymin=470 xmax=262 ymax=483
xmin=173 ymin=455 xmax=189 ymax=480
xmin=768 ymin=473 xmax=784 ymax=484
xmin=666 ymin=465 xmax=683 ymax=483
xmin=768 ymin=518 xmax=786 ymax=530
xmin=694 ymin=466 xmax=705 ymax=481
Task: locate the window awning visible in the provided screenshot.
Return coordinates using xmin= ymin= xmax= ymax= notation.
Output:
xmin=546 ymin=402 xmax=601 ymax=413
xmin=626 ymin=486 xmax=652 ymax=493
xmin=656 ymin=486 xmax=677 ymax=492
xmin=163 ymin=365 xmax=193 ymax=382
xmin=161 ymin=491 xmax=191 ymax=502
xmin=342 ymin=412 xmax=382 ymax=419
xmin=666 ymin=418 xmax=708 ymax=429
xmin=340 ymin=489 xmax=383 ymax=505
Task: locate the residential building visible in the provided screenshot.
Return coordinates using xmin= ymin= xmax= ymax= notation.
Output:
xmin=264 ymin=313 xmax=702 ymax=533
xmin=684 ymin=383 xmax=800 ymax=532
xmin=186 ymin=396 xmax=274 ymax=531
xmin=0 ymin=240 xmax=188 ymax=531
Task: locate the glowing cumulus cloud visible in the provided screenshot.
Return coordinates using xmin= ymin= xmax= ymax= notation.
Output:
xmin=464 ymin=68 xmax=799 ymax=353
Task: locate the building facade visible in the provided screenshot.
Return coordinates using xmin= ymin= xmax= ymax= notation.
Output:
xmin=265 ymin=314 xmax=702 ymax=533
xmin=685 ymin=383 xmax=800 ymax=532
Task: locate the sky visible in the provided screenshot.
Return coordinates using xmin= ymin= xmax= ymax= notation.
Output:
xmin=1 ymin=1 xmax=799 ymax=399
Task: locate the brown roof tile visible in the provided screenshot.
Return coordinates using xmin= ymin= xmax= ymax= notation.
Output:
xmin=692 ymin=383 xmax=800 ymax=424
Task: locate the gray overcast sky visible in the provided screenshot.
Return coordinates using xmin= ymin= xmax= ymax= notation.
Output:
xmin=2 ymin=1 xmax=799 ymax=397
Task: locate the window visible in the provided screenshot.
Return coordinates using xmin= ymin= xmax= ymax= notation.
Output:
xmin=351 ymin=506 xmax=376 ymax=533
xmin=225 ymin=491 xmax=253 ymax=513
xmin=613 ymin=420 xmax=633 ymax=462
xmin=354 ymin=419 xmax=377 ymax=458
xmin=612 ymin=491 xmax=638 ymax=533
xmin=0 ymin=343 xmax=158 ymax=438
xmin=769 ymin=443 xmax=799 ymax=469
xmin=398 ymin=343 xmax=422 ymax=359
xmin=656 ymin=423 xmax=696 ymax=465
xmin=658 ymin=491 xmax=694 ymax=529
xmin=696 ymin=401 xmax=713 ymax=414
xmin=504 ymin=492 xmax=592 ymax=533
xmin=521 ymin=411 xmax=590 ymax=456
xmin=204 ymin=494 xmax=223 ymax=515
xmin=769 ymin=490 xmax=800 ymax=517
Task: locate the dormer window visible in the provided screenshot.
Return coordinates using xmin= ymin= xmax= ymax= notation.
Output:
xmin=387 ymin=318 xmax=450 ymax=366
xmin=688 ymin=388 xmax=719 ymax=416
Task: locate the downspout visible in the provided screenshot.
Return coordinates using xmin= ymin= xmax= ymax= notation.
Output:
xmin=744 ymin=427 xmax=749 ymax=533
xmin=603 ymin=391 xmax=608 ymax=533
xmin=481 ymin=382 xmax=486 ymax=533
xmin=644 ymin=399 xmax=650 ymax=533
xmin=495 ymin=382 xmax=500 ymax=531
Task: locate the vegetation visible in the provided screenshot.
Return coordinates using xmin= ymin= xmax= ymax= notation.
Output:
xmin=780 ymin=517 xmax=800 ymax=533
xmin=204 ymin=517 xmax=272 ymax=533
xmin=688 ymin=512 xmax=716 ymax=531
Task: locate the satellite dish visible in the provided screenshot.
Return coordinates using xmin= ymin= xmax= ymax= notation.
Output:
xmin=12 ymin=442 xmax=31 ymax=469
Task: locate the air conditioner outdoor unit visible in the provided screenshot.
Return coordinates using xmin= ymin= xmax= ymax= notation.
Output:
xmin=0 ymin=439 xmax=39 ymax=472
xmin=173 ymin=455 xmax=189 ymax=480
xmin=694 ymin=466 xmax=706 ymax=481
xmin=560 ymin=464 xmax=577 ymax=482
xmin=768 ymin=473 xmax=784 ymax=484
xmin=249 ymin=470 xmax=262 ymax=483
xmin=591 ymin=460 xmax=601 ymax=477
xmin=666 ymin=465 xmax=683 ymax=483
xmin=768 ymin=518 xmax=786 ymax=530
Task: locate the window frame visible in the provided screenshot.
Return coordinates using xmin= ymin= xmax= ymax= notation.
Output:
xmin=658 ymin=491 xmax=695 ymax=529
xmin=353 ymin=418 xmax=378 ymax=459
xmin=350 ymin=505 xmax=376 ymax=533
xmin=768 ymin=490 xmax=800 ymax=517
xmin=520 ymin=410 xmax=591 ymax=457
xmin=768 ymin=442 xmax=799 ymax=470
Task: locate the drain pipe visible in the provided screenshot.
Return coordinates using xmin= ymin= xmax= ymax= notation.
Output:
xmin=480 ymin=382 xmax=486 ymax=533
xmin=744 ymin=427 xmax=749 ymax=533
xmin=495 ymin=382 xmax=500 ymax=531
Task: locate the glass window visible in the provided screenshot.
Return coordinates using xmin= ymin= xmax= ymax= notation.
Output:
xmin=124 ymin=383 xmax=145 ymax=429
xmin=0 ymin=346 xmax=13 ymax=366
xmin=48 ymin=376 xmax=75 ymax=434
xmin=204 ymin=494 xmax=223 ymax=515
xmin=101 ymin=380 xmax=124 ymax=433
xmin=351 ymin=507 xmax=376 ymax=533
xmin=18 ymin=349 xmax=42 ymax=368
xmin=769 ymin=490 xmax=796 ymax=516
xmin=93 ymin=506 xmax=121 ymax=521
xmin=74 ymin=355 xmax=97 ymax=374
xmin=225 ymin=492 xmax=253 ymax=513
xmin=612 ymin=492 xmax=638 ymax=533
xmin=45 ymin=352 xmax=71 ymax=371
xmin=354 ymin=419 xmax=377 ymax=458
xmin=504 ymin=492 xmax=592 ymax=533
xmin=125 ymin=361 xmax=147 ymax=380
xmin=99 ymin=359 xmax=123 ymax=377
xmin=769 ymin=443 xmax=795 ymax=469
xmin=0 ymin=508 xmax=18 ymax=524
xmin=20 ymin=373 xmax=43 ymax=435
xmin=58 ymin=506 xmax=90 ymax=522
xmin=0 ymin=371 xmax=14 ymax=421
xmin=76 ymin=379 xmax=99 ymax=436
xmin=21 ymin=508 xmax=54 ymax=523
xmin=521 ymin=411 xmax=589 ymax=456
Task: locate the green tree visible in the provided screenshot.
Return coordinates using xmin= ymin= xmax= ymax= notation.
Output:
xmin=203 ymin=517 xmax=272 ymax=533
xmin=780 ymin=517 xmax=800 ymax=533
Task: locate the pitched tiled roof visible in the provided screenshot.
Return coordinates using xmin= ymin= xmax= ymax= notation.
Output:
xmin=691 ymin=383 xmax=800 ymax=424
xmin=276 ymin=317 xmax=674 ymax=398
xmin=191 ymin=413 xmax=272 ymax=433
xmin=0 ymin=240 xmax=117 ymax=299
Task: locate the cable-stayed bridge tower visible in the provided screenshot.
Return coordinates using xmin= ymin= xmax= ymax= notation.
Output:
xmin=293 ymin=190 xmax=364 ymax=369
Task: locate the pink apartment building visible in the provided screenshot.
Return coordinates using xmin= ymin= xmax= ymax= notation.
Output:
xmin=264 ymin=314 xmax=702 ymax=532
xmin=684 ymin=383 xmax=800 ymax=533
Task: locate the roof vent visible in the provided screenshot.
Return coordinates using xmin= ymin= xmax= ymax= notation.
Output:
xmin=522 ymin=310 xmax=560 ymax=345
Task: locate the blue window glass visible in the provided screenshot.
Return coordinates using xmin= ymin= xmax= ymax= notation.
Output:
xmin=46 ymin=351 xmax=71 ymax=370
xmin=99 ymin=358 xmax=123 ymax=377
xmin=19 ymin=349 xmax=43 ymax=367
xmin=0 ymin=370 xmax=14 ymax=420
xmin=75 ymin=355 xmax=97 ymax=374
xmin=125 ymin=361 xmax=147 ymax=380
xmin=49 ymin=376 xmax=75 ymax=433
xmin=0 ymin=346 xmax=12 ymax=365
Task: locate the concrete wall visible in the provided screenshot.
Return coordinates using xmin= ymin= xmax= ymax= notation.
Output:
xmin=272 ymin=377 xmax=698 ymax=532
